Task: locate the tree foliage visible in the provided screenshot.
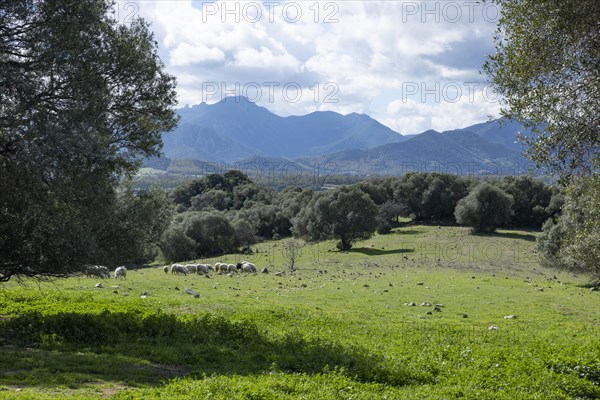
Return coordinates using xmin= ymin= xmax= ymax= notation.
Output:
xmin=376 ymin=201 xmax=406 ymax=234
xmin=454 ymin=183 xmax=514 ymax=233
xmin=98 ymin=186 xmax=174 ymax=265
xmin=161 ymin=211 xmax=237 ymax=261
xmin=485 ymin=0 xmax=599 ymax=280
xmin=161 ymin=171 xmax=560 ymax=263
xmin=160 ymin=224 xmax=196 ymax=263
xmin=538 ymin=176 xmax=600 ymax=283
xmin=484 ymin=0 xmax=600 ymax=176
xmin=0 ymin=0 xmax=178 ymax=280
xmin=497 ymin=176 xmax=562 ymax=228
xmin=393 ymin=173 xmax=469 ymax=221
xmin=292 ymin=186 xmax=378 ymax=251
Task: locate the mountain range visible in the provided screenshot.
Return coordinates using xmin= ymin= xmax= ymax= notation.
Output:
xmin=163 ymin=97 xmax=406 ymax=162
xmin=156 ymin=96 xmax=533 ymax=176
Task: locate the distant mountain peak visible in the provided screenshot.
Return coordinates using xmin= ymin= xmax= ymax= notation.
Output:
xmin=217 ymin=95 xmax=255 ymax=105
xmin=420 ymin=129 xmax=441 ymax=136
xmin=162 ymin=100 xmax=405 ymax=162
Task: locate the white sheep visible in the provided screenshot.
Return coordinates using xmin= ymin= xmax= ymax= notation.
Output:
xmin=240 ymin=264 xmax=254 ymax=273
xmin=244 ymin=262 xmax=257 ymax=273
xmin=227 ymin=264 xmax=238 ymax=274
xmin=171 ymin=264 xmax=188 ymax=275
xmin=185 ymin=264 xmax=198 ymax=274
xmin=197 ymin=264 xmax=211 ymax=275
xmin=114 ymin=266 xmax=127 ymax=280
xmin=214 ymin=262 xmax=226 ymax=273
xmin=84 ymin=265 xmax=110 ymax=279
xmin=237 ymin=262 xmax=257 ymax=273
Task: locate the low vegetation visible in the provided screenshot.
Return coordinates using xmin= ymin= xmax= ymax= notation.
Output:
xmin=1 ymin=225 xmax=598 ymax=399
xmin=159 ymin=171 xmax=563 ymax=259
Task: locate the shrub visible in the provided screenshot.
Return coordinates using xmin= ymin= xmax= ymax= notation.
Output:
xmin=454 ymin=183 xmax=513 ymax=233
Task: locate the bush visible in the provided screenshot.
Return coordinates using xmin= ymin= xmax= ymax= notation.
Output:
xmin=393 ymin=173 xmax=469 ymax=221
xmin=454 ymin=183 xmax=513 ymax=233
xmin=293 ymin=186 xmax=378 ymax=251
xmin=498 ymin=176 xmax=559 ymax=228
xmin=183 ymin=212 xmax=236 ymax=256
xmin=160 ymin=224 xmax=196 ymax=262
xmin=538 ymin=176 xmax=600 ymax=283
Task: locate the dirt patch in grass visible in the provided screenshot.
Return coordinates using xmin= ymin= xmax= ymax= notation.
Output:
xmin=100 ymin=383 xmax=131 ymax=397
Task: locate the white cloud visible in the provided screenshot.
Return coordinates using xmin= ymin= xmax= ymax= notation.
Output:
xmin=383 ymin=89 xmax=501 ymax=134
xmin=234 ymin=46 xmax=300 ymax=71
xmin=170 ymin=43 xmax=225 ymax=66
xmin=136 ymin=0 xmax=500 ymax=129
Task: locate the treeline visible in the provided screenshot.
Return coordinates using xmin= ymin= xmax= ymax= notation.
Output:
xmin=159 ymin=171 xmax=562 ymax=261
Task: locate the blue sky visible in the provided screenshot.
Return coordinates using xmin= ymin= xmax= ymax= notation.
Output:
xmin=127 ymin=1 xmax=502 ymax=134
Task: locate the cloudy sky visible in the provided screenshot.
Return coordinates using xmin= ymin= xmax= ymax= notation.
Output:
xmin=123 ymin=1 xmax=503 ymax=134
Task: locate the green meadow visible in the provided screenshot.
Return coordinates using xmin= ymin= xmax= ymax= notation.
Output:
xmin=1 ymin=225 xmax=598 ymax=399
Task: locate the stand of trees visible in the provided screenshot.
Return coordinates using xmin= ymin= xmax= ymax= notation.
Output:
xmin=0 ymin=0 xmax=178 ymax=281
xmin=159 ymin=171 xmax=562 ymax=261
xmin=4 ymin=0 xmax=595 ymax=282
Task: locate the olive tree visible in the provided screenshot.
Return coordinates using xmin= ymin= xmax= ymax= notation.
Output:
xmin=538 ymin=176 xmax=600 ymax=283
xmin=484 ymin=0 xmax=599 ymax=280
xmin=292 ymin=186 xmax=378 ymax=251
xmin=484 ymin=0 xmax=599 ymax=176
xmin=454 ymin=183 xmax=514 ymax=233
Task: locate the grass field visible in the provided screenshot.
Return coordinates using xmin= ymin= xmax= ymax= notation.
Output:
xmin=1 ymin=225 xmax=598 ymax=399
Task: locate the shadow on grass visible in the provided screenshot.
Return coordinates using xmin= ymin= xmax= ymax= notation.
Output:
xmin=348 ymin=247 xmax=415 ymax=256
xmin=474 ymin=231 xmax=537 ymax=242
xmin=393 ymin=229 xmax=426 ymax=235
xmin=0 ymin=311 xmax=426 ymax=389
xmin=0 ymin=346 xmax=186 ymax=387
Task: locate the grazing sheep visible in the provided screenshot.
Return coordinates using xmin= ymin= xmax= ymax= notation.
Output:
xmin=98 ymin=266 xmax=111 ymax=278
xmin=214 ymin=262 xmax=226 ymax=273
xmin=244 ymin=262 xmax=257 ymax=273
xmin=163 ymin=265 xmax=170 ymax=274
xmin=197 ymin=264 xmax=210 ymax=275
xmin=114 ymin=266 xmax=127 ymax=280
xmin=227 ymin=264 xmax=237 ymax=273
xmin=171 ymin=264 xmax=188 ymax=275
xmin=84 ymin=265 xmax=97 ymax=278
xmin=241 ymin=264 xmax=256 ymax=273
xmin=237 ymin=262 xmax=257 ymax=273
xmin=84 ymin=265 xmax=110 ymax=279
xmin=185 ymin=264 xmax=198 ymax=274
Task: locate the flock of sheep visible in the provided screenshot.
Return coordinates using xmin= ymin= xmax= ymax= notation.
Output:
xmin=165 ymin=261 xmax=263 ymax=276
xmin=84 ymin=265 xmax=127 ymax=280
xmin=83 ymin=261 xmax=264 ymax=280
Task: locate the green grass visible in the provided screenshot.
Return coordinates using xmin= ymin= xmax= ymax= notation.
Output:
xmin=1 ymin=225 xmax=598 ymax=399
